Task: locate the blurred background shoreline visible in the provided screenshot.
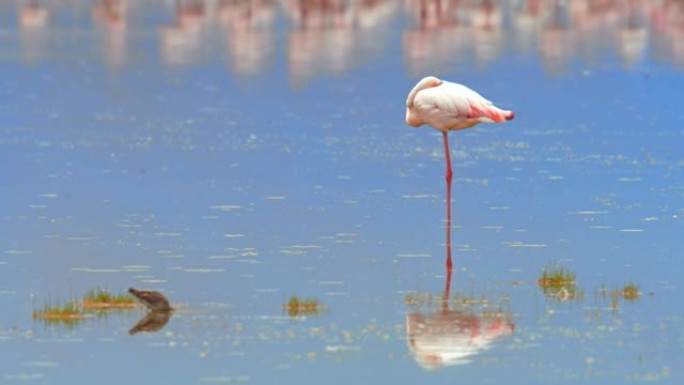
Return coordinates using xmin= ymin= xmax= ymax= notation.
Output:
xmin=3 ymin=0 xmax=683 ymax=84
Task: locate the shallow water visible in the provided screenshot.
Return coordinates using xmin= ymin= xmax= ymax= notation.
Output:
xmin=1 ymin=0 xmax=683 ymax=384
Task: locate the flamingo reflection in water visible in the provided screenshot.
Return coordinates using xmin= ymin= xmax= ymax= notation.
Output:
xmin=406 ymin=302 xmax=514 ymax=368
xmin=406 ymin=268 xmax=514 ymax=369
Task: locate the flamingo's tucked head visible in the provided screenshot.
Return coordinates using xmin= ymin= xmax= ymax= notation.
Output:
xmin=406 ymin=76 xmax=442 ymax=108
xmin=406 ymin=76 xmax=443 ymax=127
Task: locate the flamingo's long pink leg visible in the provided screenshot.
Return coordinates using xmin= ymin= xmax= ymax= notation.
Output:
xmin=442 ymin=131 xmax=453 ymax=273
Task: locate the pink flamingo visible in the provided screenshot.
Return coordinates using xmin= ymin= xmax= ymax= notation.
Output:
xmin=405 ymin=76 xmax=514 ymax=272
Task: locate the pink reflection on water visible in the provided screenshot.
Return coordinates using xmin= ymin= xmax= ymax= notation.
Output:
xmin=406 ymin=265 xmax=514 ymax=369
xmin=92 ymin=0 xmax=128 ymax=70
xmin=283 ymin=0 xmax=397 ymax=88
xmin=652 ymin=0 xmax=684 ymax=68
xmin=218 ymin=0 xmax=277 ymax=76
xmin=160 ymin=0 xmax=209 ymax=66
xmin=402 ymin=0 xmax=469 ymax=76
xmin=539 ymin=0 xmax=574 ymax=75
xmin=284 ymin=0 xmax=357 ymax=88
xmin=18 ymin=1 xmax=49 ymax=63
xmin=407 ymin=309 xmax=514 ymax=369
xmin=402 ymin=0 xmax=507 ymax=74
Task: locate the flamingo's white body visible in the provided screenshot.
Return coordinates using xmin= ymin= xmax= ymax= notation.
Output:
xmin=405 ymin=76 xmax=514 ymax=271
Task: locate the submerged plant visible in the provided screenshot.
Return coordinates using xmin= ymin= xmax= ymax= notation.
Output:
xmin=82 ymin=288 xmax=137 ymax=309
xmin=284 ymin=295 xmax=322 ymax=317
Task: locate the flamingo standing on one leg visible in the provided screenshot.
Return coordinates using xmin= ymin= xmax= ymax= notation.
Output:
xmin=405 ymin=76 xmax=514 ymax=272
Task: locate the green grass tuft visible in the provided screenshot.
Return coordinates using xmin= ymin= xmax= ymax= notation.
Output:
xmin=82 ymin=288 xmax=136 ymax=309
xmin=33 ymin=299 xmax=84 ymax=323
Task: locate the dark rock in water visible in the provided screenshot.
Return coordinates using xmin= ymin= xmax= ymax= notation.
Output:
xmin=128 ymin=288 xmax=173 ymax=311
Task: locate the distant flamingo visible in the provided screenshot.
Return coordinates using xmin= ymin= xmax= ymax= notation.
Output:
xmin=405 ymin=76 xmax=514 ymax=272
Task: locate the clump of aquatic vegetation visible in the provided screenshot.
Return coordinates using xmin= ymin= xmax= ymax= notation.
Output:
xmin=32 ymin=299 xmax=84 ymax=325
xmin=597 ymin=282 xmax=642 ymax=313
xmin=33 ymin=287 xmax=141 ymax=326
xmin=537 ymin=264 xmax=583 ymax=302
xmin=82 ymin=288 xmax=137 ymax=309
xmin=621 ymin=283 xmax=640 ymax=300
xmin=284 ymin=295 xmax=323 ymax=317
xmin=537 ymin=264 xmax=576 ymax=288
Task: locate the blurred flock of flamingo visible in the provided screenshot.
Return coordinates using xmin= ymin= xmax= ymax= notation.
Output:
xmin=6 ymin=0 xmax=684 ymax=85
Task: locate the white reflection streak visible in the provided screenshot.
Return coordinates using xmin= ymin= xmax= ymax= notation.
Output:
xmin=218 ymin=0 xmax=277 ymax=77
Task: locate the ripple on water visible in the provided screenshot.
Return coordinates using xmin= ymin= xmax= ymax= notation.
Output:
xmin=4 ymin=250 xmax=32 ymax=255
xmin=401 ymin=194 xmax=437 ymax=199
xmin=263 ymin=196 xmax=286 ymax=200
xmin=396 ymin=253 xmax=431 ymax=258
xmin=210 ymin=205 xmax=243 ymax=211
xmin=155 ymin=232 xmax=183 ymax=238
xmin=71 ymin=267 xmax=120 ymax=273
xmin=207 ymin=255 xmax=235 ymax=260
xmin=181 ymin=268 xmax=226 ymax=273
xmin=224 ymin=234 xmax=245 ymax=238
xmin=198 ymin=376 xmax=250 ymax=383
xmin=21 ymin=361 xmax=60 ymax=368
xmin=504 ymin=241 xmax=548 ymax=248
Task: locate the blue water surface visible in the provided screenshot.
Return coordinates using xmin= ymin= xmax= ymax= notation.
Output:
xmin=1 ymin=1 xmax=683 ymax=384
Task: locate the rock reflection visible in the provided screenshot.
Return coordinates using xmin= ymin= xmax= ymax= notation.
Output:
xmin=128 ymin=311 xmax=173 ymax=335
xmin=405 ymin=271 xmax=514 ymax=369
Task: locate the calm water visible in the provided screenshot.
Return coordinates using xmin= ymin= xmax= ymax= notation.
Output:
xmin=1 ymin=0 xmax=683 ymax=383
